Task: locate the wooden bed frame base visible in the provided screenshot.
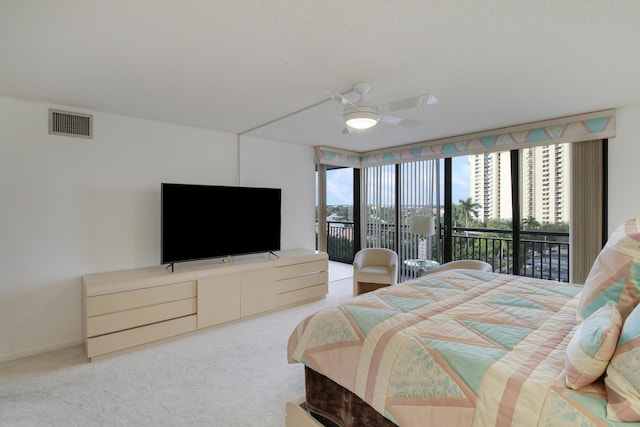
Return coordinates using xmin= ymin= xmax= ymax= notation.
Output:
xmin=286 ymin=367 xmax=396 ymax=427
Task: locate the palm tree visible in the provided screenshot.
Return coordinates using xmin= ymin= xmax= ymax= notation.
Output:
xmin=451 ymin=203 xmax=463 ymax=227
xmin=522 ymin=216 xmax=540 ymax=230
xmin=459 ymin=197 xmax=481 ymax=227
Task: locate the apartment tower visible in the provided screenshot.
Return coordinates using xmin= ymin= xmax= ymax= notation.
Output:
xmin=469 ymin=145 xmax=570 ymax=224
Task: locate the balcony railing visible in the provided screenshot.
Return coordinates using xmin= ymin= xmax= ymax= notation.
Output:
xmin=450 ymin=227 xmax=569 ymax=282
xmin=324 ymin=221 xmax=356 ymax=263
xmin=319 ymin=221 xmax=570 ymax=282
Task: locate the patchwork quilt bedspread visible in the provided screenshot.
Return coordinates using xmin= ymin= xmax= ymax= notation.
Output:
xmin=288 ymin=270 xmax=638 ymax=426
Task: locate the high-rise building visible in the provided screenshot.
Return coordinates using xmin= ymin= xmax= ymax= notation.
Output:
xmin=469 ymin=151 xmax=511 ymax=222
xmin=521 ymin=144 xmax=570 ymax=224
xmin=469 ymin=145 xmax=570 ymax=224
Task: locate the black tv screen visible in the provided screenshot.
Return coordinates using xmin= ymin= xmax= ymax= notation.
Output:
xmin=161 ymin=183 xmax=281 ymax=265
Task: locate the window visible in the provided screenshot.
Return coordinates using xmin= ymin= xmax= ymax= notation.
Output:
xmin=316 ymin=138 xmax=606 ymax=284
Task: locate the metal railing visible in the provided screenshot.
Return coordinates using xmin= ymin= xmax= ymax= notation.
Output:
xmin=450 ymin=228 xmax=569 ymax=282
xmin=320 ymin=221 xmax=570 ymax=282
xmin=325 ymin=221 xmax=355 ymax=263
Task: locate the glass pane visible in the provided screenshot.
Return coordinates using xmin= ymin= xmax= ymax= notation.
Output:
xmin=326 ymin=168 xmax=354 ymax=221
xmin=451 ymin=156 xmax=470 ymax=213
xmin=519 ymin=144 xmax=570 ymax=281
xmin=460 ymin=152 xmax=512 ymax=272
xmin=324 ymin=168 xmax=354 ymax=263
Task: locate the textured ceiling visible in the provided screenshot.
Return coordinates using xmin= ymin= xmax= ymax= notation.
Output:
xmin=1 ymin=0 xmax=639 ymax=152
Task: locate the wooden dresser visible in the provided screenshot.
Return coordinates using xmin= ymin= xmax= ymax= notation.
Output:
xmin=82 ymin=249 xmax=328 ymax=361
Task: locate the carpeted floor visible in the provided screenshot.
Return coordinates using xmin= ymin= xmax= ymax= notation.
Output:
xmin=0 ymin=266 xmax=354 ymax=427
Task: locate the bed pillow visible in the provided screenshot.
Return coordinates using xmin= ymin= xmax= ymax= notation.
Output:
xmin=605 ymin=303 xmax=640 ymax=421
xmin=565 ymin=301 xmax=622 ymax=389
xmin=577 ymin=217 xmax=640 ymax=322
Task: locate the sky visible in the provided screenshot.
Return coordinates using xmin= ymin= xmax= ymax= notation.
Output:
xmin=323 ymin=157 xmax=471 ymax=206
xmin=325 ymin=168 xmax=353 ymax=205
xmin=451 ymin=156 xmax=471 ymax=204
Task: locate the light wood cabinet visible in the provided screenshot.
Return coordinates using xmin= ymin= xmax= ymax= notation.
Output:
xmin=197 ymin=274 xmax=242 ymax=329
xmin=82 ymin=249 xmax=328 ymax=360
xmin=241 ymin=268 xmax=277 ymax=317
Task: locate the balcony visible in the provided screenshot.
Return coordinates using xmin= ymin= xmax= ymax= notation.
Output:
xmin=320 ymin=221 xmax=570 ymax=282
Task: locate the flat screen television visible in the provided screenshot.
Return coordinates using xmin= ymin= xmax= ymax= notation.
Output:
xmin=161 ymin=183 xmax=281 ymax=265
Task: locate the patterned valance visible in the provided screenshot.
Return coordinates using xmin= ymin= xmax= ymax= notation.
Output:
xmin=315 ymin=109 xmax=615 ymax=168
xmin=314 ymin=147 xmax=362 ymax=168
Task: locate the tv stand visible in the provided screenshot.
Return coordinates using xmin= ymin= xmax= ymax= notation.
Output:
xmin=82 ymin=249 xmax=328 ymax=361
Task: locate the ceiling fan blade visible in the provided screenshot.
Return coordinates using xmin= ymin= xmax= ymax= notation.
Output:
xmin=380 ymin=114 xmax=423 ymax=127
xmin=324 ymin=90 xmax=358 ymax=109
xmin=381 ymin=93 xmax=437 ymax=113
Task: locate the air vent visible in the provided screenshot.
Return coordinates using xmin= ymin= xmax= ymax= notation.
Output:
xmin=48 ymin=109 xmax=93 ymax=139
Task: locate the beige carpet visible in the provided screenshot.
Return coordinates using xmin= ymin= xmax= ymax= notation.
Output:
xmin=0 ymin=276 xmax=354 ymax=426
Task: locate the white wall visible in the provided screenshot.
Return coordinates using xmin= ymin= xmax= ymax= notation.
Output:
xmin=0 ymin=96 xmax=317 ymax=361
xmin=239 ymin=135 xmax=317 ymax=250
xmin=608 ymin=104 xmax=640 ymax=233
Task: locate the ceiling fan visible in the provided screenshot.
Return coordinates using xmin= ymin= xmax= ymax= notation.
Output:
xmin=326 ymin=83 xmax=437 ymax=133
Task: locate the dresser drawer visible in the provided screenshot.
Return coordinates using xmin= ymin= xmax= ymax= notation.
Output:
xmin=276 ymin=271 xmax=328 ymax=294
xmin=86 ymin=298 xmax=197 ymax=337
xmin=86 ymin=315 xmax=197 ymax=358
xmin=86 ymin=281 xmax=196 ymax=317
xmin=276 ymin=283 xmax=328 ymax=308
xmin=276 ymin=260 xmax=327 ymax=280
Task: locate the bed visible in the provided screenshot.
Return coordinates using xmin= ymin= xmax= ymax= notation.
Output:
xmin=287 ymin=268 xmax=640 ymax=426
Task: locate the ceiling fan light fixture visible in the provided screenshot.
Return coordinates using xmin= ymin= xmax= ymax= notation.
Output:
xmin=343 ymin=105 xmax=379 ymax=130
xmin=345 ymin=116 xmax=378 ymax=130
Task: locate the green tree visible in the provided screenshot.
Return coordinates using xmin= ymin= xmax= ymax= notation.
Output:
xmin=459 ymin=197 xmax=481 ymax=227
xmin=522 ymin=216 xmax=540 ymax=230
xmin=486 ymin=218 xmax=512 ymax=230
xmin=452 ymin=203 xmax=464 ymax=227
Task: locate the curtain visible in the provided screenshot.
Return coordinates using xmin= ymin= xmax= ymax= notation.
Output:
xmin=361 ymin=159 xmax=439 ymax=280
xmin=570 ymin=139 xmax=604 ymax=284
xmin=316 ymin=164 xmax=328 ymax=253
xmin=360 ymin=164 xmax=396 ymax=250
